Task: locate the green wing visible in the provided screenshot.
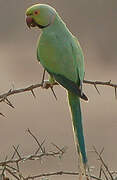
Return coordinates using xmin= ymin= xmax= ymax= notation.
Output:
xmin=37 ymin=30 xmax=86 ymax=99
xmin=72 ymin=36 xmax=85 ymax=83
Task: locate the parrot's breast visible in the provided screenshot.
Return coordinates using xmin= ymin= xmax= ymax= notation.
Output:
xmin=37 ymin=31 xmax=78 ymax=83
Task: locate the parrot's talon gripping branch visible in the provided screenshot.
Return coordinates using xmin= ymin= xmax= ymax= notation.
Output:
xmin=40 ymin=69 xmax=58 ymax=100
xmin=42 ymin=80 xmax=58 ymax=100
xmin=0 ymin=79 xmax=116 ymax=115
xmin=42 ymin=80 xmax=53 ymax=89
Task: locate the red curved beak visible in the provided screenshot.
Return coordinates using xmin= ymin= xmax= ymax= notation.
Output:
xmin=26 ymin=16 xmax=35 ymax=28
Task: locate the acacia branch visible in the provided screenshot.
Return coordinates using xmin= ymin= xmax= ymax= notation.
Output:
xmin=93 ymin=146 xmax=114 ymax=180
xmin=0 ymin=79 xmax=116 ymax=117
xmin=0 ymin=129 xmax=65 ymax=180
xmin=83 ymin=79 xmax=117 ymax=96
xmin=0 ymin=129 xmax=116 ymax=180
xmin=24 ymin=171 xmax=102 ymax=180
xmin=0 ymin=79 xmax=116 ymax=106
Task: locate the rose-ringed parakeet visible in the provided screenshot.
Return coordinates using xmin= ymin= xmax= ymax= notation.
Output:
xmin=26 ymin=4 xmax=89 ymax=178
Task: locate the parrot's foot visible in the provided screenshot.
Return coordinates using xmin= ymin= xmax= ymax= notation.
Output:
xmin=42 ymin=80 xmax=57 ymax=100
xmin=42 ymin=80 xmax=53 ymax=89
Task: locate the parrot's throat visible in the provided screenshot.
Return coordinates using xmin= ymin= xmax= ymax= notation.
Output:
xmin=31 ymin=19 xmax=50 ymax=29
xmin=34 ymin=20 xmax=50 ymax=29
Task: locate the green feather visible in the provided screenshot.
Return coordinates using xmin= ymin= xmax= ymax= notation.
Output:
xmin=46 ymin=69 xmax=88 ymax=101
xmin=68 ymin=91 xmax=87 ymax=164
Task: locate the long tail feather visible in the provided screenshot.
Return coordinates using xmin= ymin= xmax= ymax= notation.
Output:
xmin=68 ymin=91 xmax=87 ymax=176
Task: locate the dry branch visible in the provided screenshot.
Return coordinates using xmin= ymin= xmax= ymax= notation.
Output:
xmin=0 ymin=129 xmax=65 ymax=180
xmin=24 ymin=171 xmax=103 ymax=180
xmin=93 ymin=146 xmax=114 ymax=180
xmin=0 ymin=79 xmax=117 ymax=102
xmin=0 ymin=129 xmax=116 ymax=180
xmin=0 ymin=75 xmax=117 ymax=178
xmin=0 ymin=79 xmax=117 ymax=115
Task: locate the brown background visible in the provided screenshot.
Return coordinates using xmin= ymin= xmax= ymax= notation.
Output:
xmin=0 ymin=0 xmax=117 ymax=179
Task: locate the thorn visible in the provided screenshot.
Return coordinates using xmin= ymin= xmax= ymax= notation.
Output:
xmin=5 ymin=98 xmax=15 ymax=108
xmin=94 ymin=83 xmax=100 ymax=95
xmin=27 ymin=128 xmax=45 ymax=153
xmin=31 ymin=89 xmax=36 ymax=98
xmin=0 ymin=112 xmax=6 ymax=117
xmin=41 ymin=69 xmax=46 ymax=85
xmin=99 ymin=165 xmax=102 ymax=178
xmin=50 ymin=87 xmax=57 ymax=100
xmin=99 ymin=147 xmax=104 ymax=156
xmin=1 ymin=156 xmax=8 ymax=176
xmin=12 ymin=145 xmax=21 ymax=159
xmin=11 ymin=83 xmax=15 ymax=91
xmin=8 ymin=89 xmax=12 ymax=93
xmin=35 ymin=138 xmax=46 ymax=154
xmin=102 ymin=168 xmax=108 ymax=180
xmin=115 ymin=87 xmax=117 ymax=99
xmin=11 ymin=145 xmax=20 ymax=159
xmin=51 ymin=143 xmax=64 ymax=154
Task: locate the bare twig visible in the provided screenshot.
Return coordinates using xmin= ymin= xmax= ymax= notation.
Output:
xmin=5 ymin=167 xmax=20 ymax=180
xmin=99 ymin=165 xmax=102 ymax=179
xmin=0 ymin=129 xmax=66 ymax=180
xmin=0 ymin=152 xmax=63 ymax=167
xmin=101 ymin=168 xmax=108 ymax=180
xmin=35 ymin=138 xmax=46 ymax=155
xmin=51 ymin=143 xmax=65 ymax=155
xmin=0 ymin=79 xmax=116 ymax=107
xmin=83 ymin=79 xmax=117 ymax=97
xmin=12 ymin=146 xmax=21 ymax=160
xmin=93 ymin=146 xmax=114 ymax=180
xmin=0 ymin=129 xmax=115 ymax=180
xmin=0 ymin=78 xmax=116 ymax=117
xmin=27 ymin=128 xmax=45 ymax=153
xmin=24 ymin=170 xmax=102 ymax=180
xmin=11 ymin=145 xmax=20 ymax=160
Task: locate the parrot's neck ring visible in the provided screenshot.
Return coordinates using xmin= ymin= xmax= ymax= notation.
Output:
xmin=35 ymin=21 xmax=50 ymax=29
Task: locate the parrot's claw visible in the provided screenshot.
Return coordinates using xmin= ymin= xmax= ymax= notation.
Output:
xmin=42 ymin=80 xmax=57 ymax=100
xmin=42 ymin=80 xmax=53 ymax=89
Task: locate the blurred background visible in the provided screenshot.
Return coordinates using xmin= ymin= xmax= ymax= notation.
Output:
xmin=0 ymin=0 xmax=117 ymax=179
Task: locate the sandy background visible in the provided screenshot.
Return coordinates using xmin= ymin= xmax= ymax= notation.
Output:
xmin=0 ymin=0 xmax=117 ymax=179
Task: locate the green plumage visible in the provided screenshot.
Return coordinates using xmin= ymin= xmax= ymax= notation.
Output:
xmin=68 ymin=91 xmax=87 ymax=164
xmin=26 ymin=3 xmax=88 ymax=172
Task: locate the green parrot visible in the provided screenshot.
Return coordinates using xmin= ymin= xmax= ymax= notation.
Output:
xmin=26 ymin=4 xmax=89 ymax=177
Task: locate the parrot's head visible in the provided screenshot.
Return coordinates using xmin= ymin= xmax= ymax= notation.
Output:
xmin=26 ymin=4 xmax=57 ymax=29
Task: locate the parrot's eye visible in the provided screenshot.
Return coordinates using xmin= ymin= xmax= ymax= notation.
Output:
xmin=34 ymin=10 xmax=40 ymax=15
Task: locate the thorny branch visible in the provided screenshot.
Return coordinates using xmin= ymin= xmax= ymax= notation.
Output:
xmin=0 ymin=79 xmax=117 ymax=116
xmin=93 ymin=146 xmax=114 ymax=180
xmin=0 ymin=73 xmax=117 ymax=179
xmin=0 ymin=79 xmax=117 ymax=101
xmin=0 ymin=129 xmax=66 ymax=180
xmin=0 ymin=130 xmax=116 ymax=180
